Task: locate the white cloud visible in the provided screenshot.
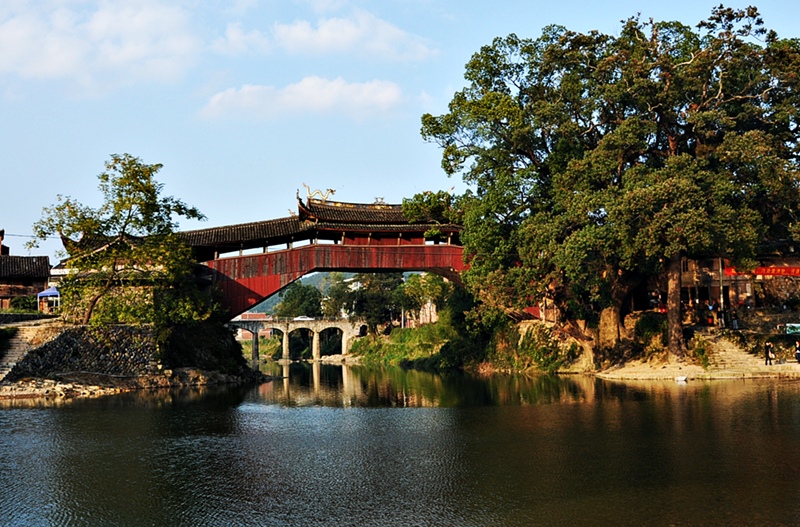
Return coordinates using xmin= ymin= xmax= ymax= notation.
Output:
xmin=0 ymin=1 xmax=199 ymax=92
xmin=296 ymin=0 xmax=350 ymax=15
xmin=211 ymin=22 xmax=270 ymax=55
xmin=201 ymin=76 xmax=403 ymax=119
xmin=273 ymin=9 xmax=436 ymax=61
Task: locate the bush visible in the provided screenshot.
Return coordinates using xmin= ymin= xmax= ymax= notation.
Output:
xmin=486 ymin=322 xmax=576 ymax=373
xmin=634 ymin=312 xmax=668 ymax=347
xmin=10 ymin=295 xmax=37 ymax=312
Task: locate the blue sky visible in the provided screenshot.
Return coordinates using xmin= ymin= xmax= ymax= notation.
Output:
xmin=2 ymin=0 xmax=797 ymax=260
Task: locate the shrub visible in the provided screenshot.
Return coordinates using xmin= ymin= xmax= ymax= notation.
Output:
xmin=10 ymin=295 xmax=37 ymax=312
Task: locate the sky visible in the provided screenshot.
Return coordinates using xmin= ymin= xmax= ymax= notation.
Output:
xmin=2 ymin=0 xmax=798 ymax=261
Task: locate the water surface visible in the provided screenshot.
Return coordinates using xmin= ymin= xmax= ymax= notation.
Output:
xmin=2 ymin=363 xmax=800 ymax=526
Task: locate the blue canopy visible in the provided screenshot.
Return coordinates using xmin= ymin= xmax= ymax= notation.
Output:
xmin=37 ymin=287 xmax=60 ymax=298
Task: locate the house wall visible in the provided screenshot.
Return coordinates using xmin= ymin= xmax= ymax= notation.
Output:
xmin=0 ymin=279 xmax=47 ymax=309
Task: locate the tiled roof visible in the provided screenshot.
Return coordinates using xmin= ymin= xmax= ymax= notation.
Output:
xmin=300 ymin=199 xmax=408 ymax=224
xmin=179 ymin=216 xmax=461 ymax=253
xmin=179 ymin=217 xmax=303 ymax=248
xmin=0 ymin=256 xmax=51 ymax=278
xmin=314 ymin=221 xmax=460 ymax=233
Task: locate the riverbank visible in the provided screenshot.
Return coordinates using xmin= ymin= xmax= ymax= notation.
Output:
xmin=596 ymin=331 xmax=800 ymax=381
xmin=595 ymin=357 xmax=800 ymax=381
xmin=0 ymin=367 xmax=263 ymax=400
xmin=0 ymin=322 xmax=270 ymax=401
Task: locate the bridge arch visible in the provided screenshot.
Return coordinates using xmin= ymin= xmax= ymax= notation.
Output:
xmin=229 ymin=318 xmax=366 ymax=362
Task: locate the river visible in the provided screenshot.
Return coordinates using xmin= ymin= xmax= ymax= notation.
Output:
xmin=2 ymin=363 xmax=800 ymax=526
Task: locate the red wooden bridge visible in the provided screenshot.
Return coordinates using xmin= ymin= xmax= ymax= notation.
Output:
xmin=181 ymin=197 xmax=464 ymax=316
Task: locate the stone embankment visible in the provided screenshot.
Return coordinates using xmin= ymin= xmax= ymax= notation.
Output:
xmin=0 ymin=324 xmax=265 ymax=400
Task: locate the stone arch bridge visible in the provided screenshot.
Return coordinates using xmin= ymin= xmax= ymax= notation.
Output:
xmin=229 ymin=317 xmax=365 ymax=363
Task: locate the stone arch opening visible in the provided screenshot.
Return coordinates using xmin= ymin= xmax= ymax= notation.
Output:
xmin=319 ymin=327 xmax=343 ymax=357
xmin=287 ymin=327 xmax=313 ymax=360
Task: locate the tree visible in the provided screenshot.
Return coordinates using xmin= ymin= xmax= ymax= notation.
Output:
xmin=273 ymin=282 xmax=323 ymax=318
xmin=402 ymin=189 xmax=462 ymax=238
xmin=321 ymin=272 xmax=352 ymax=318
xmin=421 ymin=7 xmax=800 ymax=354
xmin=350 ymin=272 xmax=404 ymax=334
xmin=399 ymin=273 xmax=452 ymax=322
xmin=27 ymin=154 xmax=210 ymax=326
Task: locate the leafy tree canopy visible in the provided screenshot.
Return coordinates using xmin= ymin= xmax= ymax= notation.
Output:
xmin=421 ymin=6 xmax=800 ymax=353
xmin=273 ymin=282 xmax=323 ymax=318
xmin=350 ymin=272 xmax=405 ymax=334
xmin=27 ymin=154 xmax=210 ymax=326
xmin=321 ymin=272 xmax=353 ymax=318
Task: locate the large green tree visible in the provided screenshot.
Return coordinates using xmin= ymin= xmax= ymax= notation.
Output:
xmin=321 ymin=272 xmax=352 ymax=318
xmin=273 ymin=281 xmax=323 ymax=318
xmin=422 ymin=6 xmax=800 ymax=354
xmin=28 ymin=154 xmax=210 ymax=326
xmin=399 ymin=273 xmax=452 ymax=321
xmin=349 ymin=272 xmax=404 ymax=334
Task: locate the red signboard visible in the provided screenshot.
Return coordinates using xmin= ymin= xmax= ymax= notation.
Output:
xmin=725 ymin=267 xmax=800 ymax=277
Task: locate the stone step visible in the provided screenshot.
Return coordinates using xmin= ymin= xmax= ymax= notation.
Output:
xmin=0 ymin=326 xmax=44 ymax=382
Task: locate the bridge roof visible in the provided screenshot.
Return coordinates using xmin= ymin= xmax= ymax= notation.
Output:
xmin=59 ymin=198 xmax=462 ymax=262
xmin=299 ymin=198 xmax=408 ymax=224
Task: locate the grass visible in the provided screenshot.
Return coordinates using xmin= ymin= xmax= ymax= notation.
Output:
xmin=351 ymin=323 xmax=453 ymax=366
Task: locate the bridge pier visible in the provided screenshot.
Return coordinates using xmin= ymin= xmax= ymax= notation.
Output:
xmin=282 ymin=330 xmax=290 ymax=360
xmin=227 ymin=321 xmax=264 ymax=366
xmin=312 ymin=331 xmax=320 ymax=361
xmin=251 ymin=334 xmax=259 ymax=364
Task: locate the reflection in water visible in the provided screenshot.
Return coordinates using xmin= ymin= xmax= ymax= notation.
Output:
xmin=258 ymin=361 xmax=601 ymax=408
xmin=3 ymin=366 xmax=800 ymax=526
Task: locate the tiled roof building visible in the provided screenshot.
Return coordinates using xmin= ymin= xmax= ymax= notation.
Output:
xmin=0 ymin=232 xmax=51 ymax=309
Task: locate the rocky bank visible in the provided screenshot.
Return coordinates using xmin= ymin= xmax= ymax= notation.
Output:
xmin=0 ymin=323 xmax=267 ymax=400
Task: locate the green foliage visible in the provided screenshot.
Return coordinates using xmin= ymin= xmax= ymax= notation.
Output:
xmin=274 ymin=282 xmax=323 ymax=318
xmin=422 ymin=7 xmax=800 ymax=351
xmin=485 ymin=322 xmax=575 ymax=373
xmin=349 ymin=273 xmax=404 ymax=334
xmin=252 ymin=335 xmax=281 ymax=360
xmin=402 ymin=190 xmax=463 ymax=238
xmin=634 ymin=312 xmax=669 ymax=348
xmin=321 ymin=272 xmax=352 ymax=317
xmin=9 ymin=295 xmax=37 ymax=312
xmin=27 ymin=154 xmax=213 ymax=328
xmin=691 ymin=338 xmax=711 ymax=370
xmin=398 ymin=273 xmax=452 ymax=320
xmin=350 ymin=323 xmax=453 ymax=367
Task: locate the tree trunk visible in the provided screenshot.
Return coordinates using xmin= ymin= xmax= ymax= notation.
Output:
xmin=598 ymin=306 xmax=622 ymax=350
xmin=666 ymin=253 xmax=686 ymax=356
xmin=82 ymin=293 xmax=102 ymax=325
xmin=598 ymin=271 xmax=643 ymax=351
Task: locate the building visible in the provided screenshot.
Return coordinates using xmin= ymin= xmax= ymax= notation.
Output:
xmin=0 ymin=230 xmax=51 ymax=309
xmin=681 ymin=247 xmax=800 ymax=310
